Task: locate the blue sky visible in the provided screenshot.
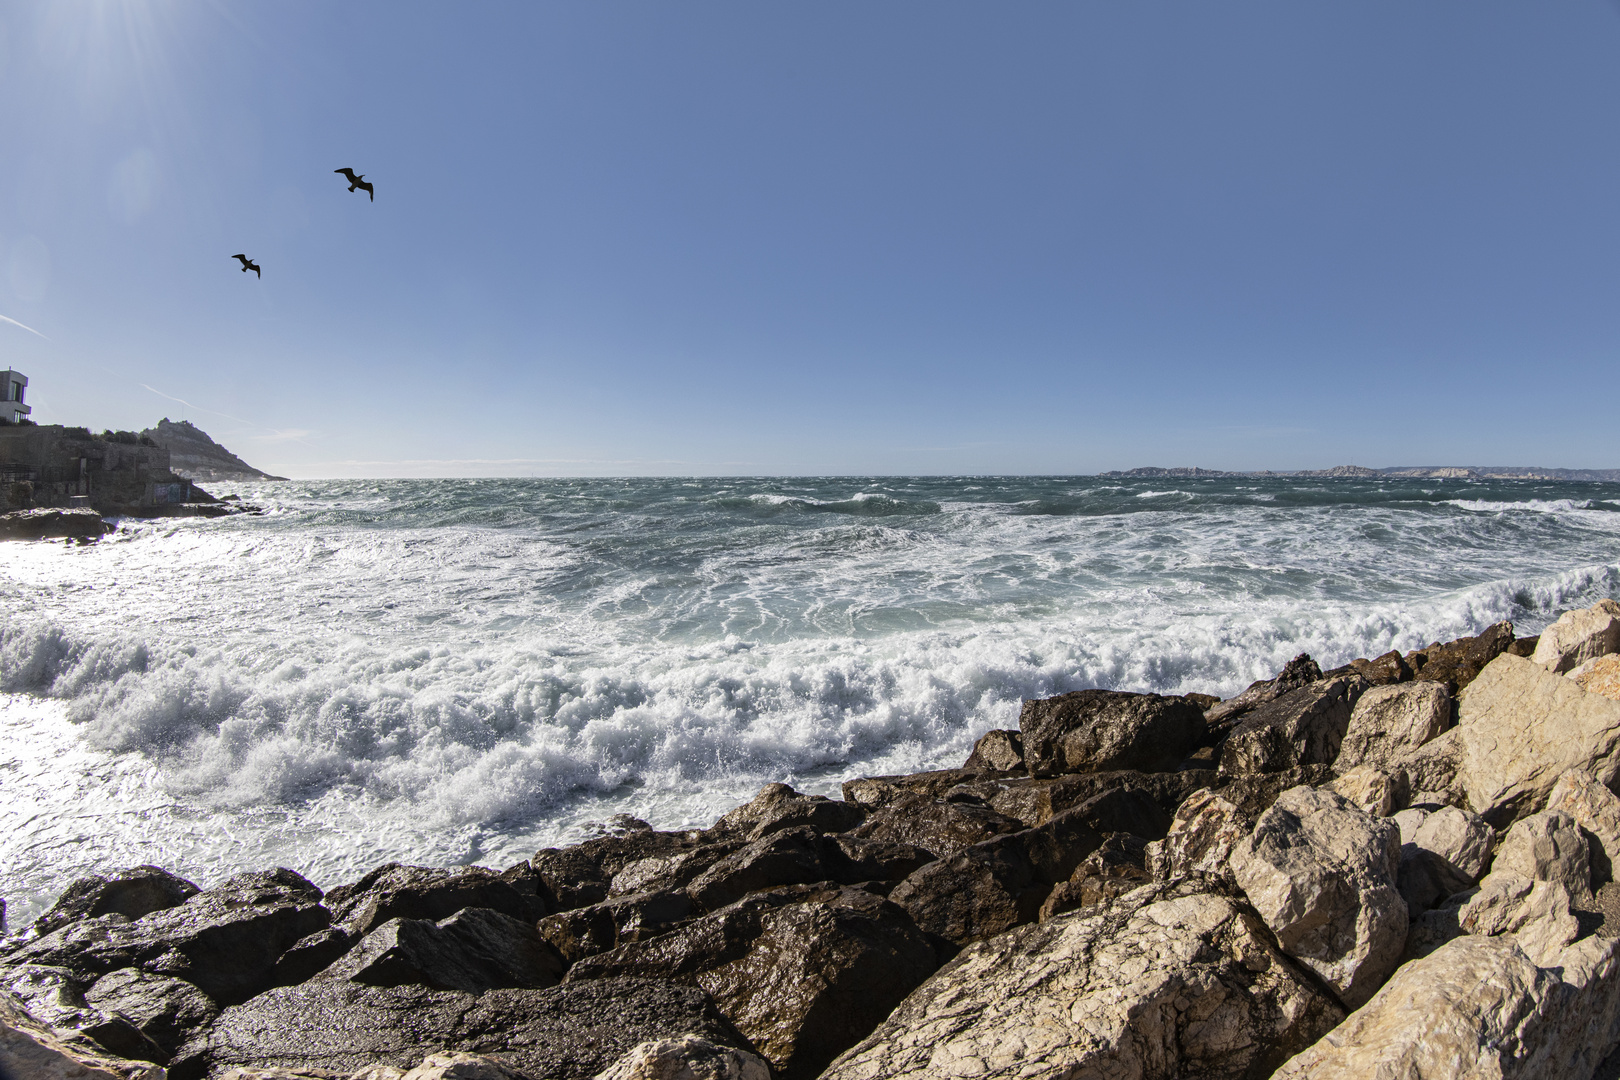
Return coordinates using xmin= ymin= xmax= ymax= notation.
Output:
xmin=2 ymin=2 xmax=1619 ymax=477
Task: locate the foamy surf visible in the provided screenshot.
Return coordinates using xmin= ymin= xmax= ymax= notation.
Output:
xmin=2 ymin=474 xmax=1618 ymax=925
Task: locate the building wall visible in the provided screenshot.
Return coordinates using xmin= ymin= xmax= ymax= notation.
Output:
xmin=0 ymin=426 xmax=185 ymax=512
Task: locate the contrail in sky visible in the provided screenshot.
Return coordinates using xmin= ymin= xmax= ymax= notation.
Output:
xmin=0 ymin=313 xmax=46 ymax=339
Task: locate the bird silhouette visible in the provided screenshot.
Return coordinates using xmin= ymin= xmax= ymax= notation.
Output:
xmin=232 ymin=254 xmax=261 ymax=278
xmin=335 ymin=168 xmax=374 ymax=201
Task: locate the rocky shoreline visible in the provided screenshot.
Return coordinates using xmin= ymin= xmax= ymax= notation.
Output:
xmin=10 ymin=605 xmax=1620 ymax=1078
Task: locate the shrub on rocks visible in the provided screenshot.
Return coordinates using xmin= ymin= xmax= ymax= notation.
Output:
xmin=1018 ymin=689 xmax=1207 ymax=775
xmin=821 ymin=878 xmax=1344 ymax=1080
xmin=1228 ymin=786 xmax=1407 ymax=1009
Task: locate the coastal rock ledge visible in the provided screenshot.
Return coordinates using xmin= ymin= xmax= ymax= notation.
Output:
xmin=12 ymin=602 xmax=1620 ymax=1078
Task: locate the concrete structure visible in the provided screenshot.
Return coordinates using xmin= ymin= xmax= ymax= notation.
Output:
xmin=0 ymin=369 xmax=29 ymax=425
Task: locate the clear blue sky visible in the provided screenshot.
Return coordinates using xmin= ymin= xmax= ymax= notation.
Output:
xmin=2 ymin=2 xmax=1619 ymax=477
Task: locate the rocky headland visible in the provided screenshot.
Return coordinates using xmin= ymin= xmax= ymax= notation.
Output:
xmin=11 ymin=604 xmax=1620 ymax=1078
xmin=140 ymin=421 xmax=287 ymax=484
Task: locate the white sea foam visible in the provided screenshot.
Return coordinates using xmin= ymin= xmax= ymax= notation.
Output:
xmin=2 ymin=475 xmax=1618 ymax=924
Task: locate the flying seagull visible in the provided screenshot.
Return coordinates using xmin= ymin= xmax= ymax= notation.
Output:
xmin=232 ymin=254 xmax=261 ymax=278
xmin=335 ymin=168 xmax=374 ymax=201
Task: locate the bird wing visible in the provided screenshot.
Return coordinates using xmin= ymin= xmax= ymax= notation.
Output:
xmin=336 ymin=168 xmax=357 ymax=178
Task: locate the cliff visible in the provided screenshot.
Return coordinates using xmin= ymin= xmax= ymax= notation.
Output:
xmin=140 ymin=420 xmax=286 ymax=483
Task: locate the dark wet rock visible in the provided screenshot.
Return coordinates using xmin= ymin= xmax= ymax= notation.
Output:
xmin=829 ymin=835 xmax=936 ymax=883
xmin=609 ymin=842 xmax=747 ymax=898
xmin=0 ymin=962 xmax=165 ymax=1063
xmin=942 ymin=769 xmax=1217 ymax=829
xmin=325 ymin=864 xmax=542 ymax=938
xmin=566 ymin=884 xmax=938 ymax=1080
xmin=889 ymin=803 xmax=1106 ymax=945
xmin=33 ymin=867 xmax=199 ymax=936
xmin=170 ymin=977 xmax=753 ymax=1080
xmin=1218 ymin=675 xmax=1368 ymax=775
xmin=1507 ymin=634 xmax=1541 ymax=658
xmin=539 ymin=891 xmax=696 ymax=966
xmin=963 ymin=729 xmax=1024 ymax=771
xmin=269 ymin=927 xmax=352 ymax=987
xmin=1037 ymin=833 xmax=1151 ymax=921
xmin=4 ymin=869 xmax=329 ymax=1007
xmin=1350 ymin=650 xmax=1415 ymax=686
xmin=702 ymin=783 xmax=866 ymax=842
xmin=839 ymin=768 xmax=1002 ymax=809
xmin=1204 ymin=653 xmax=1324 ymax=728
xmin=0 ymin=507 xmax=111 ymax=540
xmin=532 ymin=831 xmax=699 ymax=913
xmin=1406 ymin=620 xmax=1515 ymax=694
xmin=844 ymin=791 xmax=1025 ymax=859
xmin=1019 ymin=689 xmax=1207 ymax=776
xmin=84 ymin=967 xmax=218 ymax=1061
xmin=684 ymin=828 xmax=840 ymax=912
xmin=318 ymin=906 xmax=565 ymax=994
xmin=496 ymin=862 xmax=553 ymax=923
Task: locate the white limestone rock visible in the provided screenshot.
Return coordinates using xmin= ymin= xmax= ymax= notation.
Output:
xmin=1545 ymin=767 xmax=1620 ymax=883
xmin=1336 ymin=681 xmax=1452 ymax=773
xmin=1491 ymin=810 xmax=1592 ymax=903
xmin=1228 ymin=786 xmax=1406 ymax=1009
xmin=1531 ymin=599 xmax=1620 ymax=674
xmin=819 ymin=879 xmax=1343 ymax=1080
xmin=1454 ymin=653 xmax=1620 ymax=825
xmin=1143 ymin=789 xmax=1248 ymax=883
xmin=1327 ymin=764 xmax=1403 ymax=817
xmin=1396 ymin=806 xmax=1493 ymax=912
xmin=593 ymin=1035 xmax=771 ymax=1080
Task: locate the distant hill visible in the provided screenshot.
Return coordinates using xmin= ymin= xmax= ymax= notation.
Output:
xmin=1100 ymin=465 xmax=1620 ymax=481
xmin=140 ymin=419 xmax=287 ymax=482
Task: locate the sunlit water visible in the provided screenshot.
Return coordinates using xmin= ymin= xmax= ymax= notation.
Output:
xmin=3 ymin=475 xmax=1618 ymax=925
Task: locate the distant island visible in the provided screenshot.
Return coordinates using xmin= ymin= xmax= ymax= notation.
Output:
xmin=1101 ymin=465 xmax=1620 ymax=481
xmin=141 ymin=419 xmax=287 ymax=482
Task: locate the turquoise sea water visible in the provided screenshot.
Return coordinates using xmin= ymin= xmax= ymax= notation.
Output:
xmin=2 ymin=474 xmax=1618 ymax=923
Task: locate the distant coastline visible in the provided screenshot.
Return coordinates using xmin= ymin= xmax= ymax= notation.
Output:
xmin=1101 ymin=464 xmax=1620 ymax=482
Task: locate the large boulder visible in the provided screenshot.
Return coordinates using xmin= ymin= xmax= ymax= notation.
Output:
xmin=1219 ymin=676 xmax=1367 ymax=775
xmin=1018 ymin=689 xmax=1206 ymax=776
xmin=326 ymin=864 xmax=545 ymax=938
xmin=820 ymin=879 xmax=1344 ymax=1080
xmin=84 ymin=968 xmax=218 ymax=1062
xmin=1409 ymin=621 xmax=1515 ymax=693
xmin=1144 ymin=789 xmax=1250 ymax=884
xmin=595 ymin=1034 xmax=772 ymax=1080
xmin=539 ymin=890 xmax=696 ymax=966
xmin=171 ymin=977 xmax=754 ymax=1080
xmin=1228 ymin=786 xmax=1406 ymax=1009
xmin=0 ymin=990 xmax=165 ymax=1080
xmin=843 ymin=792 xmax=1024 ymax=858
xmin=1334 ymin=681 xmax=1452 ymax=773
xmin=1454 ymin=653 xmax=1620 ymax=825
xmin=1458 ymin=875 xmax=1579 ymax=965
xmin=1546 ymin=768 xmax=1620 ymax=884
xmin=1327 ymin=764 xmax=1404 ymax=817
xmin=1393 ymin=726 xmax=1466 ymax=806
xmin=2 ymin=869 xmax=330 ymax=1007
xmin=1489 ymin=810 xmax=1592 ymax=902
xmin=701 ymin=783 xmax=866 ymax=843
xmin=888 ymin=803 xmax=1106 ymax=945
xmin=32 ymin=867 xmax=200 ymax=936
xmin=565 ymin=885 xmax=938 ymax=1080
xmin=1038 ymin=833 xmax=1150 ymax=921
xmin=1274 ymin=933 xmax=1620 ymax=1080
xmin=1394 ymin=806 xmax=1493 ymax=913
xmin=1571 ymin=654 xmax=1620 ymax=703
xmin=1348 ymin=650 xmax=1414 ymax=686
xmin=1204 ymin=653 xmax=1324 ymax=728
xmin=317 ymin=906 xmax=565 ymax=994
xmin=947 ymin=769 xmax=1216 ymax=829
xmin=1532 ymin=600 xmax=1620 ymax=673
xmin=532 ymin=825 xmax=699 ymax=912
xmin=962 ymin=729 xmax=1023 ymax=772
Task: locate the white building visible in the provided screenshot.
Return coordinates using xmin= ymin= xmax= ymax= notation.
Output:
xmin=1 ymin=369 xmax=29 ymax=425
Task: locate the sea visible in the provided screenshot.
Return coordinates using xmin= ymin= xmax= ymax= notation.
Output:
xmin=3 ymin=474 xmax=1618 ymax=926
